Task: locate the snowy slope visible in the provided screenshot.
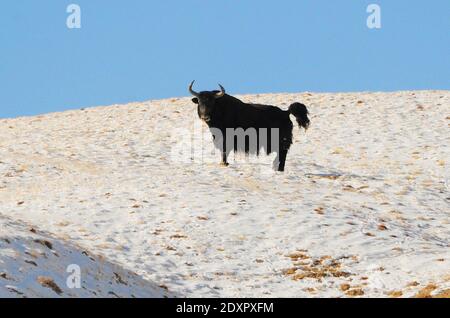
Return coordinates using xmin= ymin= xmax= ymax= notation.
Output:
xmin=0 ymin=215 xmax=173 ymax=297
xmin=0 ymin=90 xmax=449 ymax=297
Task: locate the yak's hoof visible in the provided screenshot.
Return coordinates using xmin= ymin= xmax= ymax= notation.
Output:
xmin=220 ymin=162 xmax=230 ymax=167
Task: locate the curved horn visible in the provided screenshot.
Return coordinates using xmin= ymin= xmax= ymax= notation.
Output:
xmin=215 ymin=84 xmax=225 ymax=98
xmin=189 ymin=80 xmax=199 ymax=97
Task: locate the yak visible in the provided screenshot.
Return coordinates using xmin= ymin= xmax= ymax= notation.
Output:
xmin=189 ymin=81 xmax=310 ymax=172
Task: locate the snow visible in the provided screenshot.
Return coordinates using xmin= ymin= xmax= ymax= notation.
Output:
xmin=0 ymin=216 xmax=173 ymax=297
xmin=0 ymin=90 xmax=449 ymax=297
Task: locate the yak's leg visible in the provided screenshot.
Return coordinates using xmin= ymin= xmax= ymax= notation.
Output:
xmin=274 ymin=141 xmax=290 ymax=172
xmin=221 ymin=152 xmax=229 ymax=166
xmin=220 ymin=136 xmax=230 ymax=166
xmin=277 ymin=149 xmax=288 ymax=172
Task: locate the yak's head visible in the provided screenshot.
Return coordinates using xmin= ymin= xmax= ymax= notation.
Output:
xmin=189 ymin=81 xmax=225 ymax=123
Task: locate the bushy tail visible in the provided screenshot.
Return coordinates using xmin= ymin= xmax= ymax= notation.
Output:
xmin=288 ymin=102 xmax=310 ymax=130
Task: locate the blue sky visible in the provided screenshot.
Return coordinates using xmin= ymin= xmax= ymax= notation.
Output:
xmin=0 ymin=1 xmax=449 ymax=118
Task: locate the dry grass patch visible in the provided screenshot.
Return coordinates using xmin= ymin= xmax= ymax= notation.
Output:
xmin=284 ymin=253 xmax=353 ymax=282
xmin=346 ymin=288 xmax=364 ymax=297
xmin=414 ymin=284 xmax=450 ymax=298
xmin=433 ymin=289 xmax=450 ymax=298
xmin=37 ymin=276 xmax=63 ymax=295
xmin=388 ymin=290 xmax=403 ymax=298
xmin=414 ymin=284 xmax=438 ymax=298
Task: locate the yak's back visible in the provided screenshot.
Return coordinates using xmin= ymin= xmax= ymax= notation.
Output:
xmin=215 ymin=95 xmax=290 ymax=129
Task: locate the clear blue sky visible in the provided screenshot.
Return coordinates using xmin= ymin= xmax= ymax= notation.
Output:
xmin=1 ymin=1 xmax=449 ymax=118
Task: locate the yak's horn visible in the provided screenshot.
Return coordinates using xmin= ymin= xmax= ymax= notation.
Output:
xmin=215 ymin=84 xmax=225 ymax=98
xmin=189 ymin=80 xmax=199 ymax=97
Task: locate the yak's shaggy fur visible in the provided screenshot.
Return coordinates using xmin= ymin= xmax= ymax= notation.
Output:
xmin=190 ymin=82 xmax=310 ymax=171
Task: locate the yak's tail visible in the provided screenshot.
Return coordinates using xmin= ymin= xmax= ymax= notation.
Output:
xmin=288 ymin=102 xmax=310 ymax=131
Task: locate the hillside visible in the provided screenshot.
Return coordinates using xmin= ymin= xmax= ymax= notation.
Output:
xmin=1 ymin=90 xmax=449 ymax=297
xmin=0 ymin=216 xmax=173 ymax=297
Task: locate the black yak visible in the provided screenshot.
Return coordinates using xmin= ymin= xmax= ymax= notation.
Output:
xmin=189 ymin=81 xmax=310 ymax=172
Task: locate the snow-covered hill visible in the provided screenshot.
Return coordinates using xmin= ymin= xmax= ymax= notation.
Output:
xmin=0 ymin=215 xmax=173 ymax=298
xmin=1 ymin=90 xmax=449 ymax=297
